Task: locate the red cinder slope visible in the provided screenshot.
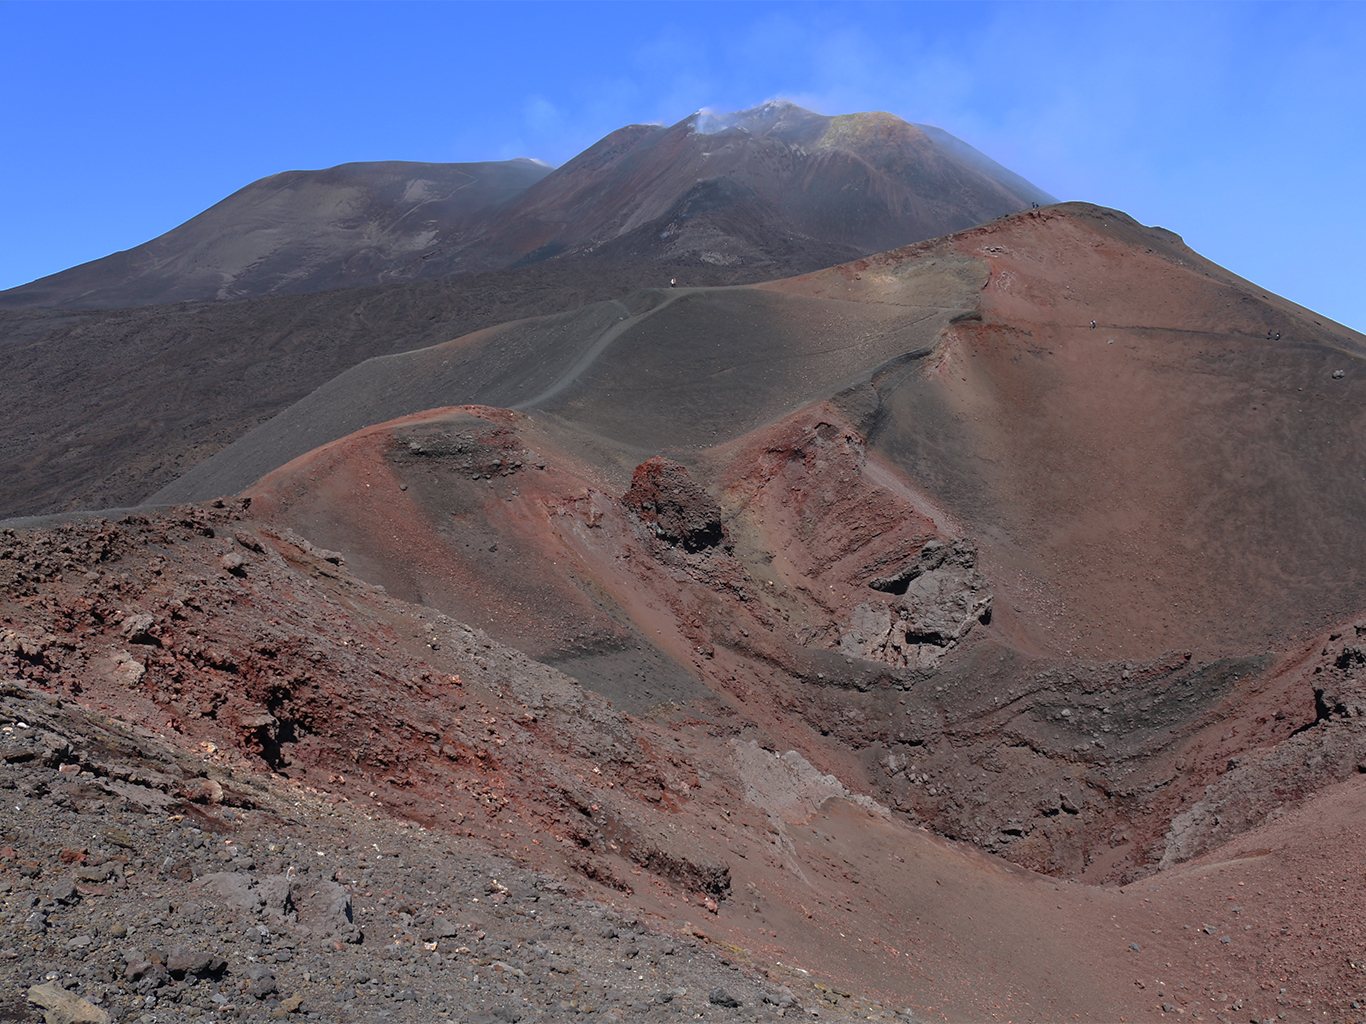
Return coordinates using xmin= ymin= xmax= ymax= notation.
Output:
xmin=184 ymin=203 xmax=1366 ymax=897
xmin=5 ymin=492 xmax=1364 ymax=1020
xmin=784 ymin=203 xmax=1366 ymax=663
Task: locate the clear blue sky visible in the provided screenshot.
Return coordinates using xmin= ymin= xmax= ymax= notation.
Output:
xmin=3 ymin=1 xmax=1363 ymax=331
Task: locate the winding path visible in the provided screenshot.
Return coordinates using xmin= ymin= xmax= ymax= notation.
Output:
xmin=511 ymin=289 xmax=692 ymax=411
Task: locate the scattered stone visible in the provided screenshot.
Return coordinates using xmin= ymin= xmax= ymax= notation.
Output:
xmin=166 ymin=950 xmax=225 ymax=978
xmin=75 ymin=863 xmax=115 ymax=883
xmin=244 ymin=962 xmax=278 ymax=1000
xmin=709 ymin=986 xmax=742 ymax=1008
xmin=234 ymin=531 xmax=265 ymax=553
xmin=764 ymin=986 xmax=797 ymax=1008
xmin=27 ymin=981 xmax=111 ymax=1023
xmin=428 ymin=915 xmax=458 ymax=939
xmin=220 ymin=552 xmax=249 ymax=576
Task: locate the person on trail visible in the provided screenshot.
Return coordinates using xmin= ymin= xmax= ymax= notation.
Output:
xmin=670 ymin=278 xmax=677 ymax=288
xmin=1090 ymin=320 xmax=1096 ymax=329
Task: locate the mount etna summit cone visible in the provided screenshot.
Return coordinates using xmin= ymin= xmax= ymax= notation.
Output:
xmin=0 ymin=102 xmax=1050 ymax=312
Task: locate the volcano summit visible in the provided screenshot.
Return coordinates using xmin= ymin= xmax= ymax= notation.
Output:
xmin=0 ymin=102 xmax=1051 ymax=312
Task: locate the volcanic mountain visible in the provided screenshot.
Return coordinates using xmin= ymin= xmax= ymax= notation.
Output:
xmin=429 ymin=101 xmax=1053 ymax=278
xmin=0 ymin=102 xmax=1051 ymax=311
xmin=4 ymin=122 xmax=1366 ymax=1020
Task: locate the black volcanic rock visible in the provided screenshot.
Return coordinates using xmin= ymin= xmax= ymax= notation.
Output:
xmin=623 ymin=457 xmax=728 ymax=552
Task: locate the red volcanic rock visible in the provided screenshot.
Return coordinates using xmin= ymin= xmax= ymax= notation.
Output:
xmin=3 ymin=495 xmax=1366 ymax=1020
xmin=622 ymin=457 xmax=728 ymax=552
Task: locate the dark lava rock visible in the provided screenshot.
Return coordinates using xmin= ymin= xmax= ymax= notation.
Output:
xmin=709 ymin=985 xmax=742 ymax=1008
xmin=622 ymin=457 xmax=727 ymax=552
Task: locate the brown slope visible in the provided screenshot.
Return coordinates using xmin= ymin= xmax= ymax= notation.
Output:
xmin=0 ymin=160 xmax=551 ymax=310
xmin=239 ymin=405 xmax=727 ymax=713
xmin=0 ymin=257 xmax=761 ymax=520
xmin=147 ymin=261 xmax=980 ymax=506
xmin=805 ymin=202 xmax=1366 ymax=662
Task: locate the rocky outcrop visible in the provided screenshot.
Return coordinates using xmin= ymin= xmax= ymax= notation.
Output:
xmin=1159 ymin=624 xmax=1366 ymax=868
xmin=192 ymin=871 xmax=362 ymax=944
xmin=558 ymin=786 xmax=732 ymax=899
xmin=622 ymin=458 xmax=727 ymax=552
xmin=839 ymin=539 xmax=991 ymax=668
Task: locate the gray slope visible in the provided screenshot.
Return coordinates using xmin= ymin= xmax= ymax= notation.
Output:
xmin=0 ymin=160 xmax=551 ymax=309
xmin=148 ymin=266 xmax=982 ymax=504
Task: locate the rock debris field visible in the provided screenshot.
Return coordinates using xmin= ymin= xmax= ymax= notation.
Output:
xmin=1 ymin=697 xmax=856 ymax=1024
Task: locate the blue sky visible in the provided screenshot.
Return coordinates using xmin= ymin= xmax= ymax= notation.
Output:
xmin=3 ymin=1 xmax=1363 ymax=331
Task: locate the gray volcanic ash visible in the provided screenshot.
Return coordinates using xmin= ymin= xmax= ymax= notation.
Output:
xmin=0 ymin=160 xmax=551 ymax=309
